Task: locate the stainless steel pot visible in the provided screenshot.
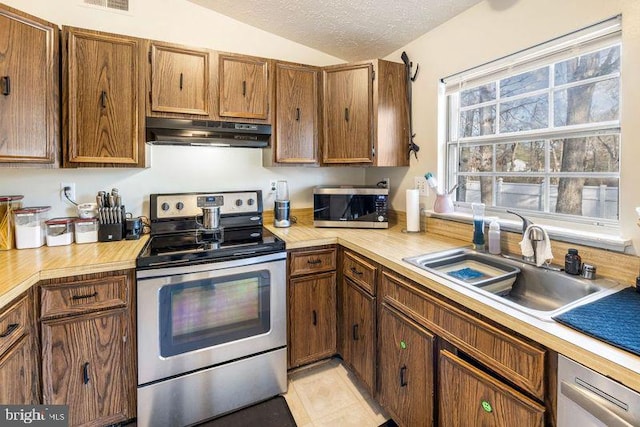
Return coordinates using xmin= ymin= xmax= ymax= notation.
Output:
xmin=201 ymin=206 xmax=221 ymax=229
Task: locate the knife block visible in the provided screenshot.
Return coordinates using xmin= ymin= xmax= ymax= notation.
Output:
xmin=98 ymin=206 xmax=126 ymax=242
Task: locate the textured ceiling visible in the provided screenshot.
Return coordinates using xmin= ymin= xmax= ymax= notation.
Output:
xmin=189 ymin=0 xmax=484 ymax=61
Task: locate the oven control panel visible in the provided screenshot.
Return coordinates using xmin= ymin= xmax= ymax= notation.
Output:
xmin=153 ymin=191 xmax=261 ymax=219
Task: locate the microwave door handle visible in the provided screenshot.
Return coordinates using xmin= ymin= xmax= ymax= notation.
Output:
xmin=560 ymin=381 xmax=635 ymax=427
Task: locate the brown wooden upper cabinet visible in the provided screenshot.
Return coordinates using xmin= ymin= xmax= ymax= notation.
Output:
xmin=63 ymin=27 xmax=147 ymax=167
xmin=218 ymin=53 xmax=270 ymax=120
xmin=271 ymin=62 xmax=321 ymax=164
xmin=0 ymin=4 xmax=59 ymax=166
xmin=323 ymin=60 xmax=409 ymax=166
xmin=149 ymin=42 xmax=210 ymax=116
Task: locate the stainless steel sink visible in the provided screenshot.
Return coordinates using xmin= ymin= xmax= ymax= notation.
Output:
xmin=403 ymin=248 xmax=624 ymax=321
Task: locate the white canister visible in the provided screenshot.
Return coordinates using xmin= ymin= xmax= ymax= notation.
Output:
xmin=45 ymin=217 xmax=75 ymax=247
xmin=75 ymin=218 xmax=99 ymax=244
xmin=14 ymin=206 xmax=51 ymax=249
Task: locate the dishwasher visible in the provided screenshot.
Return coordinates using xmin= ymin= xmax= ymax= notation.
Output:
xmin=558 ymin=355 xmax=640 ymax=426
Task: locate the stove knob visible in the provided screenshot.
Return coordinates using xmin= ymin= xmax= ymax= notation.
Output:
xmin=176 ymin=202 xmax=184 ymax=210
xmin=235 ymin=199 xmax=243 ymax=207
xmin=247 ymin=198 xmax=255 ymax=206
xmin=161 ymin=202 xmax=170 ymax=211
xmin=378 ymin=215 xmax=384 ymax=222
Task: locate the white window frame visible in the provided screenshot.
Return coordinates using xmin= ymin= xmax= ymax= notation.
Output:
xmin=442 ymin=16 xmax=622 ymax=229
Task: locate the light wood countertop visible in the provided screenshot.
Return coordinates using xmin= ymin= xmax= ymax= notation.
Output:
xmin=0 ymin=237 xmax=148 ymax=309
xmin=265 ymin=219 xmax=640 ymax=394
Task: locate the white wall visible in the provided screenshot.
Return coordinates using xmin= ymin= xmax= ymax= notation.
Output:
xmin=367 ymin=0 xmax=640 ymax=251
xmin=1 ymin=0 xmax=362 ymax=218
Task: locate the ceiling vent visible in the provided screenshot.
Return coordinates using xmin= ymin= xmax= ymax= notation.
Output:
xmin=81 ymin=0 xmax=132 ymax=14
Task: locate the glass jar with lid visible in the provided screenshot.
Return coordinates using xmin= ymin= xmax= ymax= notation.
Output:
xmin=45 ymin=217 xmax=75 ymax=247
xmin=13 ymin=206 xmax=51 ymax=249
xmin=0 ymin=195 xmax=24 ymax=250
xmin=74 ymin=217 xmax=99 ymax=244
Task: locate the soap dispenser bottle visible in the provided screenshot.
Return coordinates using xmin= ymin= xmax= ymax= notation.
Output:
xmin=488 ymin=219 xmax=501 ymax=254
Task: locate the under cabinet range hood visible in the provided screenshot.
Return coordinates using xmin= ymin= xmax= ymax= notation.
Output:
xmin=145 ymin=117 xmax=271 ymax=148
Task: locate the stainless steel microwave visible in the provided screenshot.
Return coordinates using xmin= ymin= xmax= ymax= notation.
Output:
xmin=313 ymin=186 xmax=388 ymax=228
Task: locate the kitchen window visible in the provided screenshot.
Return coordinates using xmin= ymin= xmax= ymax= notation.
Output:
xmin=443 ymin=16 xmax=621 ymax=227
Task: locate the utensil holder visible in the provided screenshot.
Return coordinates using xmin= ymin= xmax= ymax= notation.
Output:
xmin=98 ymin=206 xmax=126 ymax=242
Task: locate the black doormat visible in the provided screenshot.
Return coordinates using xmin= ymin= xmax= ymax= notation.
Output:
xmin=197 ymin=396 xmax=296 ymax=427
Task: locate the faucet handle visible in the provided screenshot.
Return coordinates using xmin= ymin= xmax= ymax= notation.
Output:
xmin=507 ymin=210 xmax=533 ymax=234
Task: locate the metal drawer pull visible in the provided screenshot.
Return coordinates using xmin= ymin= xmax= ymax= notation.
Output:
xmin=295 ymin=107 xmax=300 ymax=121
xmin=312 ymin=310 xmax=317 ymax=326
xmin=242 ymin=80 xmax=247 ymax=96
xmin=307 ymin=259 xmax=322 ymax=265
xmin=399 ymin=365 xmax=408 ymax=387
xmin=83 ymin=362 xmax=90 ymax=385
xmin=100 ymin=91 xmax=107 ymax=109
xmin=1 ymin=76 xmax=10 ymax=96
xmin=350 ymin=267 xmax=363 ymax=276
xmin=352 ymin=324 xmax=359 ymax=341
xmin=72 ymin=292 xmax=98 ymax=300
xmin=344 ymin=107 xmax=349 ymax=122
xmin=0 ymin=323 xmax=19 ymax=338
xmin=179 ymin=72 xmax=184 ymax=90
xmin=561 ymin=381 xmax=634 ymax=427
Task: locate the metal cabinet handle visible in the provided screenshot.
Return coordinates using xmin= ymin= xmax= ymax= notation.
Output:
xmin=100 ymin=91 xmax=107 ymax=109
xmin=1 ymin=76 xmax=10 ymax=96
xmin=295 ymin=108 xmax=300 ymax=121
xmin=312 ymin=310 xmax=317 ymax=326
xmin=0 ymin=323 xmax=19 ymax=338
xmin=399 ymin=365 xmax=408 ymax=387
xmin=242 ymin=80 xmax=247 ymax=96
xmin=72 ymin=292 xmax=98 ymax=300
xmin=82 ymin=362 xmax=90 ymax=385
xmin=352 ymin=324 xmax=359 ymax=341
xmin=179 ymin=72 xmax=184 ymax=90
xmin=350 ymin=267 xmax=363 ymax=276
xmin=307 ymin=259 xmax=322 ymax=265
xmin=344 ymin=107 xmax=349 ymax=122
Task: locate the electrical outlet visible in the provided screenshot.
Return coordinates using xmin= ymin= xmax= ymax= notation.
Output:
xmin=414 ymin=176 xmax=428 ymax=196
xmin=60 ymin=182 xmax=76 ymax=203
xmin=269 ymin=180 xmax=277 ymax=193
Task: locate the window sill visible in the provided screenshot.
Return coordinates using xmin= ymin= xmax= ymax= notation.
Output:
xmin=424 ymin=210 xmax=632 ymax=253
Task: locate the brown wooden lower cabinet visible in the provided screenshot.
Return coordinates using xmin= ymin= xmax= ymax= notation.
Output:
xmin=377 ymin=303 xmax=434 ymax=427
xmin=341 ymin=277 xmax=376 ymax=394
xmin=289 ymin=271 xmax=337 ymax=368
xmin=439 ymin=349 xmax=545 ymax=426
xmin=39 ymin=269 xmax=136 ymax=427
xmin=0 ymin=290 xmax=39 ymax=405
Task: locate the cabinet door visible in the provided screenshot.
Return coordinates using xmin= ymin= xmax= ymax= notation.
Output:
xmin=341 ymin=278 xmax=375 ymax=394
xmin=439 ymin=350 xmax=545 ymax=427
xmin=64 ymin=27 xmax=146 ymax=167
xmin=323 ymin=64 xmax=373 ymax=164
xmin=0 ymin=336 xmax=39 ymax=405
xmin=378 ymin=303 xmax=434 ymax=427
xmin=274 ymin=63 xmax=319 ymax=164
xmin=42 ymin=309 xmax=131 ymax=427
xmin=219 ymin=54 xmax=269 ymax=120
xmin=289 ymin=272 xmax=336 ymax=367
xmin=0 ymin=4 xmax=58 ymax=164
xmin=150 ymin=43 xmax=209 ymax=115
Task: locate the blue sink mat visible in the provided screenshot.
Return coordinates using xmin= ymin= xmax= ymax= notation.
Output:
xmin=553 ymin=287 xmax=640 ymax=357
xmin=447 ymin=267 xmax=486 ymax=281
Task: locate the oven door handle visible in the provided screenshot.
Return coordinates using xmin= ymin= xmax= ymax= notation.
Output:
xmin=560 ymin=381 xmax=635 ymax=427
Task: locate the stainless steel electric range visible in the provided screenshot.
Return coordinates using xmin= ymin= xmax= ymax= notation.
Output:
xmin=136 ymin=191 xmax=287 ymax=427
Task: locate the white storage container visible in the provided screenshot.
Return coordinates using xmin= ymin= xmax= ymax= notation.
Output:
xmin=14 ymin=206 xmax=51 ymax=249
xmin=75 ymin=217 xmax=99 ymax=244
xmin=45 ymin=217 xmax=75 ymax=247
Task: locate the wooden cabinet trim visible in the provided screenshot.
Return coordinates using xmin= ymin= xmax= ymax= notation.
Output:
xmin=289 ymin=247 xmax=337 ymax=277
xmin=40 ymin=274 xmax=128 ymax=320
xmin=439 ymin=350 xmax=545 ymax=426
xmin=381 ymin=269 xmax=546 ymax=399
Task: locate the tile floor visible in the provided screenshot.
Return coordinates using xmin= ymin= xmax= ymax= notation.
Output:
xmin=283 ymin=358 xmax=390 ymax=427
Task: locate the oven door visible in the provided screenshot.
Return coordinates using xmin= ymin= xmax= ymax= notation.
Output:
xmin=137 ymin=252 xmax=286 ymax=385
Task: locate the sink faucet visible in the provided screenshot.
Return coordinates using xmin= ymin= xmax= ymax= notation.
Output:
xmin=507 ymin=210 xmax=545 ymax=264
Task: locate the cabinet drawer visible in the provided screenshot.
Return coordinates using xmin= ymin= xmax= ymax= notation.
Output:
xmin=381 ymin=270 xmax=546 ymax=400
xmin=342 ymin=251 xmax=376 ymax=294
xmin=290 ymin=248 xmax=336 ymax=276
xmin=40 ymin=275 xmax=128 ymax=319
xmin=439 ymin=350 xmax=545 ymax=426
xmin=0 ymin=295 xmax=29 ymax=356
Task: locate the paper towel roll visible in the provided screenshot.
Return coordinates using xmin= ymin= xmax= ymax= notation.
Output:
xmin=406 ymin=189 xmax=420 ymax=232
